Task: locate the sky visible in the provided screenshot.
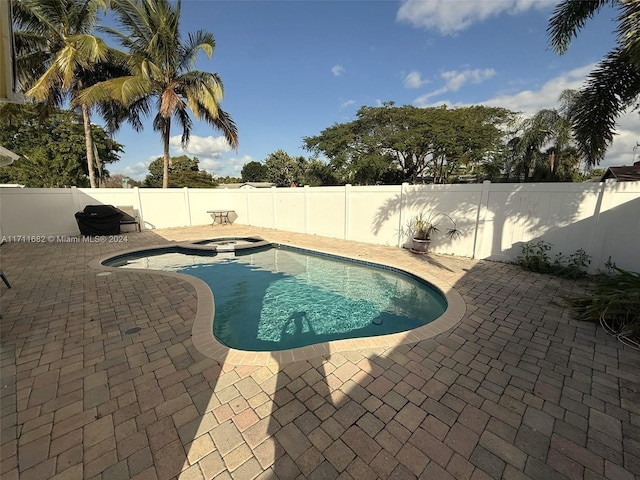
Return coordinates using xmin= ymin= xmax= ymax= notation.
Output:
xmin=99 ymin=0 xmax=639 ymax=181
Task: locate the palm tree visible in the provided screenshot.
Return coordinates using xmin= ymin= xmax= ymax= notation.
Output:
xmin=12 ymin=0 xmax=114 ymax=188
xmin=548 ymin=0 xmax=640 ymax=166
xmin=507 ymin=90 xmax=580 ymax=181
xmin=78 ymin=0 xmax=238 ymax=188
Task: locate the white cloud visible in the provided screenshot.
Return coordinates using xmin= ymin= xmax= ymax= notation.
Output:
xmin=596 ymin=110 xmax=640 ymax=168
xmin=199 ymin=155 xmax=255 ymax=178
xmin=479 ymin=65 xmax=593 ymax=116
xmin=443 ymin=68 xmax=495 ymax=90
xmin=340 ymin=99 xmax=355 ymax=109
xmin=126 ymin=137 xmax=248 ymax=178
xmin=415 ymin=68 xmax=495 ymax=104
xmin=397 ymin=0 xmax=556 ymax=35
xmin=169 ymin=134 xmax=233 ymax=158
xmin=332 ymin=65 xmax=345 ymax=77
xmin=403 ymin=71 xmax=428 ymax=89
xmin=118 ymin=161 xmax=152 ymax=181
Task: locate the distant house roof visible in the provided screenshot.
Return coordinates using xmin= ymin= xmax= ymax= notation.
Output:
xmin=217 ymin=182 xmax=274 ymax=189
xmin=601 ymin=161 xmax=640 ymax=182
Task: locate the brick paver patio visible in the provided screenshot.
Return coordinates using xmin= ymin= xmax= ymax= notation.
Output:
xmin=1 ymin=225 xmax=639 ymax=480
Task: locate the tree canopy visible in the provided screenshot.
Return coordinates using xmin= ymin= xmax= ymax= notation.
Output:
xmin=504 ymin=90 xmax=583 ymax=182
xmin=241 ymin=161 xmax=267 ymax=183
xmin=144 ymin=155 xmax=217 ymax=188
xmin=304 ymin=102 xmax=514 ymax=184
xmin=12 ymin=0 xmax=130 ymax=188
xmin=0 ymin=105 xmax=122 ymax=187
xmin=263 ymin=150 xmax=304 ymax=187
xmin=78 ymin=0 xmax=238 ymax=188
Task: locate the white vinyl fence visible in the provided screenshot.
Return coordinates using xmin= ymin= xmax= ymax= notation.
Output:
xmin=1 ymin=181 xmax=639 ymax=272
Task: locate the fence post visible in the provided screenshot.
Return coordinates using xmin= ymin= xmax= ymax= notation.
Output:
xmin=272 ymin=186 xmax=277 ymax=229
xmin=344 ymin=184 xmax=352 ymax=240
xmin=134 ymin=187 xmax=143 ymax=230
xmin=242 ymin=187 xmax=248 ymax=225
xmin=70 ymin=186 xmax=81 ymax=212
xmin=398 ymin=183 xmax=409 ymax=247
xmin=304 ymin=185 xmax=310 ymax=234
xmin=472 ymin=180 xmax=492 ymax=259
xmin=589 ymin=179 xmax=617 ymax=270
xmin=183 ymin=187 xmax=192 ymax=226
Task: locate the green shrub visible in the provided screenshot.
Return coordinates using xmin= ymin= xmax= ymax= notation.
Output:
xmin=515 ymin=240 xmax=590 ymax=279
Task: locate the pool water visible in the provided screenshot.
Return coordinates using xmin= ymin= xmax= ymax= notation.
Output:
xmin=109 ymin=246 xmax=447 ymax=351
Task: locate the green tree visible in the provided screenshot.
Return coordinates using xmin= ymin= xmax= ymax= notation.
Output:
xmin=79 ymin=0 xmax=238 ymax=188
xmin=103 ymin=173 xmax=142 ymax=188
xmin=264 ymin=150 xmax=304 ymax=187
xmin=548 ymin=0 xmax=640 ymax=165
xmin=0 ymin=106 xmax=122 ymax=187
xmin=304 ymin=103 xmax=513 ymax=184
xmin=144 ymin=155 xmax=216 ymax=188
xmin=12 ymin=0 xmax=121 ymax=188
xmin=300 ymin=158 xmax=339 ymax=186
xmin=217 ymin=176 xmax=242 ymax=184
xmin=241 ymin=161 xmax=267 ymax=182
xmin=506 ymin=90 xmax=582 ymax=182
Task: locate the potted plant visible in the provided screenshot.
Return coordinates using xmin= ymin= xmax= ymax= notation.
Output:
xmin=407 ymin=212 xmax=460 ymax=254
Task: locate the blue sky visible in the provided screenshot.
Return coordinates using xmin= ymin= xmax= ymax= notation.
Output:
xmin=101 ymin=0 xmax=638 ymax=181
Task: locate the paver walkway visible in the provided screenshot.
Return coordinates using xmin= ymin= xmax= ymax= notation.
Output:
xmin=1 ymin=225 xmax=639 ymax=480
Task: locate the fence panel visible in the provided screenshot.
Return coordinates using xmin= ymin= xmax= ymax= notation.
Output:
xmin=2 ymin=181 xmax=639 ymax=272
xmin=307 ymin=187 xmax=346 ymax=239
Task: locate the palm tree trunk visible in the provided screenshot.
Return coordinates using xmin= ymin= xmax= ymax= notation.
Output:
xmin=162 ymin=122 xmax=171 ymax=189
xmin=93 ymin=142 xmax=104 ymax=187
xmin=81 ymin=104 xmax=97 ymax=188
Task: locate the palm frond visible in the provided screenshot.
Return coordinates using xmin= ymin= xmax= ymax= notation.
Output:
xmin=12 ymin=0 xmax=65 ymax=37
xmin=174 ymin=107 xmax=193 ymax=147
xmin=180 ymin=71 xmax=224 ymax=121
xmin=548 ymin=0 xmax=614 ymax=55
xmin=108 ymin=0 xmax=153 ymax=47
xmin=67 ymin=34 xmax=109 ymax=64
xmin=72 ymin=0 xmax=109 ymax=33
xmin=76 ymin=75 xmax=152 ymax=106
xmin=152 ymin=111 xmax=166 ymax=133
xmin=179 ymin=30 xmax=215 ymax=71
xmin=618 ymin=0 xmax=640 ymax=66
xmin=572 ymin=48 xmax=640 ymax=165
xmin=159 ymin=87 xmax=184 ymax=118
xmin=202 ymin=107 xmax=239 ymax=151
xmin=25 ymin=63 xmax=62 ymax=101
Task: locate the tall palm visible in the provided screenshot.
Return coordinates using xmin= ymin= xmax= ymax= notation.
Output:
xmin=508 ymin=90 xmax=577 ymax=181
xmin=78 ymin=0 xmax=238 ymax=188
xmin=548 ymin=0 xmax=640 ymax=165
xmin=12 ymin=0 xmax=113 ymax=188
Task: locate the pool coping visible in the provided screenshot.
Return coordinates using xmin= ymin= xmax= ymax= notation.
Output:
xmin=89 ymin=237 xmax=467 ymax=366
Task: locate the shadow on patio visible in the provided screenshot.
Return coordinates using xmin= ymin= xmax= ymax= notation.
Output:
xmin=1 ymin=225 xmax=639 ymax=479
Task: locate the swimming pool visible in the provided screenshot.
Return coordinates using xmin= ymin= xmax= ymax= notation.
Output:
xmin=104 ymin=241 xmax=448 ymax=352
